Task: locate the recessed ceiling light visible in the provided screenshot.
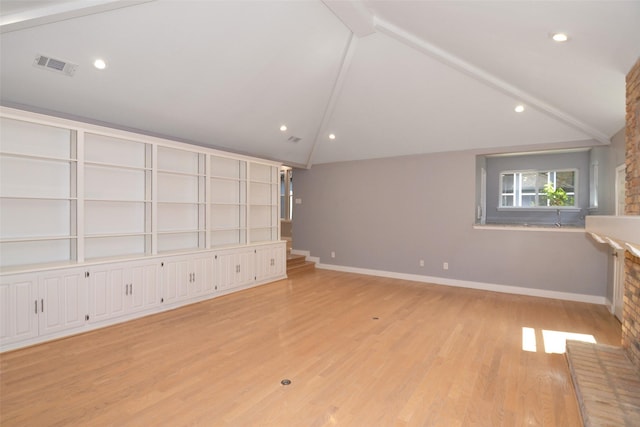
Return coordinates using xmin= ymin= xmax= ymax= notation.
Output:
xmin=328 ymin=133 xmax=336 ymax=140
xmin=93 ymin=59 xmax=107 ymax=70
xmin=280 ymin=125 xmax=287 ymax=132
xmin=551 ymin=33 xmax=568 ymax=42
xmin=515 ymin=105 xmax=525 ymax=113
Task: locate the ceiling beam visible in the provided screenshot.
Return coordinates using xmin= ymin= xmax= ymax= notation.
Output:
xmin=373 ymin=17 xmax=612 ymax=145
xmin=306 ymin=32 xmax=358 ymax=169
xmin=1 ymin=0 xmax=154 ymax=33
xmin=321 ymin=0 xmax=375 ymax=38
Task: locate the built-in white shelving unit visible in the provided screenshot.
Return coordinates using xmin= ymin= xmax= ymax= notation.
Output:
xmin=249 ymin=162 xmax=279 ymax=244
xmin=84 ymin=133 xmax=151 ymax=260
xmin=0 ymin=117 xmax=78 ymax=268
xmin=156 ymin=147 xmax=206 ymax=253
xmin=0 ymin=107 xmax=286 ymax=353
xmin=209 ymin=155 xmax=247 ymax=248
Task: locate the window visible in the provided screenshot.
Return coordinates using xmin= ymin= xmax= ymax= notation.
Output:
xmin=500 ymin=169 xmax=576 ymax=208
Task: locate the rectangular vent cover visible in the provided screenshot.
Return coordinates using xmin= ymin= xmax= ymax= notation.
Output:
xmin=287 ymin=136 xmax=302 ymax=143
xmin=33 ymin=54 xmax=78 ymax=77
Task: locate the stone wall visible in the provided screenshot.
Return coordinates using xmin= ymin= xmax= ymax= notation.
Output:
xmin=622 ymin=58 xmax=640 ymax=368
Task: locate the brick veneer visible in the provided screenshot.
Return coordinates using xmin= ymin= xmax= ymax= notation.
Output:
xmin=623 ymin=58 xmax=640 ymax=369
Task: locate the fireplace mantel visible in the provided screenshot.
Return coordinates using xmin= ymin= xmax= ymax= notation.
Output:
xmin=586 ymin=215 xmax=640 ymax=256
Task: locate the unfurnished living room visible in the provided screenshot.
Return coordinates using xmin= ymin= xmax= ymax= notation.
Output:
xmin=1 ymin=1 xmax=639 ymax=426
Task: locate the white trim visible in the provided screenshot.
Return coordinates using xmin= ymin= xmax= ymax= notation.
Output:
xmin=473 ymin=224 xmax=584 ymax=233
xmin=315 ymin=262 xmax=607 ymax=305
xmin=605 ymin=298 xmax=614 ymax=315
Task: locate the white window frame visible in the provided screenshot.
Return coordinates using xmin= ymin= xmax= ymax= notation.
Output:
xmin=498 ymin=168 xmax=579 ymax=210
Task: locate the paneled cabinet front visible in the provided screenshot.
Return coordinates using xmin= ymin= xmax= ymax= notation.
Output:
xmin=255 ymin=244 xmax=286 ymax=282
xmin=0 ymin=268 xmax=88 ymax=348
xmin=217 ymin=248 xmax=255 ymax=291
xmin=39 ymin=268 xmax=88 ymax=335
xmin=161 ymin=254 xmax=215 ymax=305
xmin=0 ymin=274 xmax=39 ymax=346
xmin=88 ymin=261 xmax=160 ymax=324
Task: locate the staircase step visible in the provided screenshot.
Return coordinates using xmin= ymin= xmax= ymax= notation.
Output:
xmin=287 ymin=260 xmax=315 ymax=275
xmin=286 ymin=254 xmax=307 ymax=267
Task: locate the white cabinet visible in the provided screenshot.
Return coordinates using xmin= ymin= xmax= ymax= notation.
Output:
xmin=0 ymin=107 xmax=288 ymax=352
xmin=88 ymin=261 xmax=160 ymax=323
xmin=0 ymin=268 xmax=88 ymax=348
xmin=38 ymin=268 xmax=88 ymax=336
xmin=217 ymin=248 xmax=255 ymax=291
xmin=162 ymin=254 xmax=215 ymax=305
xmin=0 ymin=274 xmax=39 ymax=346
xmin=255 ymin=244 xmax=286 ymax=282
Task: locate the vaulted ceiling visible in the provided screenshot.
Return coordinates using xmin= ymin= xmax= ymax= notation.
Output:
xmin=1 ymin=0 xmax=639 ymax=167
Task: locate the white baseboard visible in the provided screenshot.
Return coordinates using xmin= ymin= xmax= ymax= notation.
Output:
xmin=312 ymin=261 xmax=607 ymax=305
xmin=605 ymin=298 xmax=614 ymax=314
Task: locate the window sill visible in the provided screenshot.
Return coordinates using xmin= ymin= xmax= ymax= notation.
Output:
xmin=473 ymin=224 xmax=585 ymax=233
xmin=496 ymin=207 xmax=582 ymax=212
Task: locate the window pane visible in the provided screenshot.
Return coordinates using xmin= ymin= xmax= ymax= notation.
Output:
xmin=556 ymin=171 xmax=575 ymax=192
xmin=522 ymin=195 xmax=536 ymax=207
xmin=521 ymin=172 xmax=537 ymax=192
xmin=536 ymin=172 xmax=550 ymax=206
xmin=501 ymin=195 xmax=514 ymax=206
xmin=501 ymin=173 xmax=514 ymax=194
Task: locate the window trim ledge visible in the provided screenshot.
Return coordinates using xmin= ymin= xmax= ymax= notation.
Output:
xmin=496 ymin=206 xmax=581 ymax=213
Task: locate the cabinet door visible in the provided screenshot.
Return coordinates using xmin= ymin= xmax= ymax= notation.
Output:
xmin=162 ymin=259 xmax=190 ymax=304
xmin=189 ymin=256 xmax=215 ymax=297
xmin=255 ymin=245 xmax=284 ymax=282
xmin=217 ymin=252 xmax=235 ymax=291
xmin=39 ymin=269 xmax=87 ymax=336
xmin=128 ymin=263 xmax=160 ymax=314
xmin=238 ymin=250 xmax=255 ymax=286
xmin=218 ymin=249 xmax=254 ymax=290
xmin=0 ymin=274 xmax=39 ymax=346
xmin=88 ymin=267 xmax=126 ymax=323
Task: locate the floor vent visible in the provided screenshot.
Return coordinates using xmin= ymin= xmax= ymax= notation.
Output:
xmin=33 ymin=54 xmax=78 ymax=77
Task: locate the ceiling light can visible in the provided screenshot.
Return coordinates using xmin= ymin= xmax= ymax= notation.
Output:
xmin=280 ymin=125 xmax=287 ymax=132
xmin=93 ymin=59 xmax=107 ymax=70
xmin=328 ymin=133 xmax=336 ymax=140
xmin=551 ymin=33 xmax=568 ymax=42
xmin=514 ymin=105 xmax=525 ymax=113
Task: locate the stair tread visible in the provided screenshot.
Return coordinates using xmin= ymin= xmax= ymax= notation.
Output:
xmin=287 ymin=261 xmax=315 ymax=275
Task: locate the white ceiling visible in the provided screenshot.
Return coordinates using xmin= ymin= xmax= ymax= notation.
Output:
xmin=1 ymin=0 xmax=638 ymax=167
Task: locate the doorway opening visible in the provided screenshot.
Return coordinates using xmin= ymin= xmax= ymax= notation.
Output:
xmin=280 ymin=167 xmax=293 ymax=255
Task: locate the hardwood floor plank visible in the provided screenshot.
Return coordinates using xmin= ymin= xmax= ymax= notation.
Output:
xmin=0 ymin=270 xmax=621 ymax=426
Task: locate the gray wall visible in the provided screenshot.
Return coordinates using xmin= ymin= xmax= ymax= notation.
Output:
xmin=484 ymin=150 xmax=590 ymax=226
xmin=293 ymin=150 xmax=610 ymax=297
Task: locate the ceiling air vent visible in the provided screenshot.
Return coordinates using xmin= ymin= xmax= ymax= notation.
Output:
xmin=287 ymin=136 xmax=302 ymax=143
xmin=33 ymin=54 xmax=78 ymax=77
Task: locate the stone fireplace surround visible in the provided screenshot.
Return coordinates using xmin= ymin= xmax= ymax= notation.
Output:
xmin=575 ymin=58 xmax=640 ymax=425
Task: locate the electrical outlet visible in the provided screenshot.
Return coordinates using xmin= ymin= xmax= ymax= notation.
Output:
xmin=331 ymin=251 xmax=335 ymax=258
xmin=443 ymin=262 xmax=449 ymax=270
xmin=419 ymin=259 xmax=424 ymax=267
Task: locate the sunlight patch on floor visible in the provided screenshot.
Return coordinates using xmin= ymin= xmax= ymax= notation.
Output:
xmin=522 ymin=327 xmax=596 ymax=353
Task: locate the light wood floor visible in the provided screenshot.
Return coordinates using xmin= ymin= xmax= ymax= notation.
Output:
xmin=0 ymin=269 xmax=621 ymax=426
